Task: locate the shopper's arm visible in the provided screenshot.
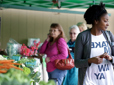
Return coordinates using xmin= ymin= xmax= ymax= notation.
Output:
xmin=39 ymin=40 xmax=48 ymax=54
xmin=74 ymin=33 xmax=90 ymax=68
xmin=108 ymin=31 xmax=114 ymax=64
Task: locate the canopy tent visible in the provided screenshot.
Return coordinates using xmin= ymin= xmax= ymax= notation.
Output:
xmin=0 ymin=0 xmax=114 ymax=14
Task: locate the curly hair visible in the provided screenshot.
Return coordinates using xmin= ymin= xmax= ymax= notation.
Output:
xmin=84 ymin=3 xmax=107 ymax=25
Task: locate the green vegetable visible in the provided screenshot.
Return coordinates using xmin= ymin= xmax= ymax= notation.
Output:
xmin=2 ymin=55 xmax=8 ymax=58
xmin=0 ymin=68 xmax=31 ymax=85
xmin=11 ymin=79 xmax=21 ymax=85
xmin=28 ymin=67 xmax=41 ymax=83
xmin=17 ymin=58 xmax=29 ymax=64
xmin=39 ymin=81 xmax=47 ymax=85
xmin=28 ymin=58 xmax=36 ymax=62
xmin=13 ymin=54 xmax=21 ymax=57
xmin=17 ymin=58 xmax=36 ymax=64
xmin=29 ymin=71 xmax=41 ymax=82
xmin=47 ymin=80 xmax=56 ymax=85
xmin=39 ymin=80 xmax=56 ymax=85
xmin=1 ymin=80 xmax=11 ymax=85
xmin=17 ymin=58 xmax=41 ymax=84
xmin=23 ymin=67 xmax=31 ymax=75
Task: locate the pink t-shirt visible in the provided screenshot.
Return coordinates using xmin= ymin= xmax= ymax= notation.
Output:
xmin=39 ymin=38 xmax=68 ymax=72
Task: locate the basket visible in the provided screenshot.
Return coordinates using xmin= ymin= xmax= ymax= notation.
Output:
xmin=25 ymin=60 xmax=36 ymax=67
xmin=11 ymin=56 xmax=21 ymax=61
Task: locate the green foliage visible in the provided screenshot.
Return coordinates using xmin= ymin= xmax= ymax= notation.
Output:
xmin=17 ymin=58 xmax=29 ymax=64
xmin=2 ymin=55 xmax=8 ymax=58
xmin=23 ymin=67 xmax=31 ymax=75
xmin=29 ymin=67 xmax=41 ymax=83
xmin=17 ymin=58 xmax=41 ymax=83
xmin=39 ymin=80 xmax=56 ymax=85
xmin=17 ymin=58 xmax=36 ymax=67
xmin=28 ymin=58 xmax=36 ymax=62
xmin=13 ymin=54 xmax=21 ymax=57
xmin=0 ymin=68 xmax=31 ymax=85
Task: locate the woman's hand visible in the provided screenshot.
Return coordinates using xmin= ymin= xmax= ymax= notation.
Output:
xmin=46 ymin=33 xmax=51 ymax=41
xmin=88 ymin=53 xmax=106 ymax=64
xmin=103 ymin=52 xmax=112 ymax=60
xmin=45 ymin=57 xmax=50 ymax=63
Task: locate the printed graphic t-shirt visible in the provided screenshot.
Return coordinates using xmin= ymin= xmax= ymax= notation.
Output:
xmin=83 ymin=34 xmax=114 ymax=85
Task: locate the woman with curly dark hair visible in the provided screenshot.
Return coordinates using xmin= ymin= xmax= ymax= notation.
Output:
xmin=74 ymin=3 xmax=114 ymax=85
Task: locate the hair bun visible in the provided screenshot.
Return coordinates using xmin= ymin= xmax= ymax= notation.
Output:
xmin=100 ymin=2 xmax=105 ymax=8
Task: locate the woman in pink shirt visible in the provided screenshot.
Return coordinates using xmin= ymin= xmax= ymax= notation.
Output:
xmin=39 ymin=23 xmax=68 ymax=85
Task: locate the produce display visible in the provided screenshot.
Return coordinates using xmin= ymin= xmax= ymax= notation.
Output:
xmin=0 ymin=68 xmax=31 ymax=85
xmin=0 ymin=55 xmax=40 ymax=85
xmin=0 ymin=38 xmax=55 ymax=85
xmin=0 ymin=59 xmax=23 ymax=73
xmin=39 ymin=80 xmax=56 ymax=85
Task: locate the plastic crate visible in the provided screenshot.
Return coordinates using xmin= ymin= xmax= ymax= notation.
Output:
xmin=11 ymin=56 xmax=21 ymax=61
xmin=25 ymin=60 xmax=36 ymax=67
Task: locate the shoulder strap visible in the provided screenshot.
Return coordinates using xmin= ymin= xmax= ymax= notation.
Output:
xmin=67 ymin=48 xmax=72 ymax=59
xmin=56 ymin=42 xmax=72 ymax=59
xmin=105 ymin=31 xmax=111 ymax=46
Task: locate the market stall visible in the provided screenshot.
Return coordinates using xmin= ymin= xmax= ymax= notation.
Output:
xmin=0 ymin=38 xmax=54 ymax=85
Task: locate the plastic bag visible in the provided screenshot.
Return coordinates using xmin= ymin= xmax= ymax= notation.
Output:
xmin=27 ymin=38 xmax=40 ymax=47
xmin=6 ymin=38 xmax=22 ymax=58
